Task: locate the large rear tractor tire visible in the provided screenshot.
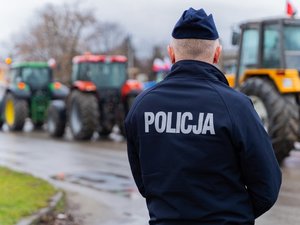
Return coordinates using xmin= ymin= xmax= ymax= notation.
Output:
xmin=0 ymin=117 xmax=3 ymax=129
xmin=4 ymin=94 xmax=28 ymax=131
xmin=69 ymin=91 xmax=99 ymax=140
xmin=120 ymin=94 xmax=138 ymax=137
xmin=240 ymin=78 xmax=299 ymax=164
xmin=47 ymin=102 xmax=66 ymax=138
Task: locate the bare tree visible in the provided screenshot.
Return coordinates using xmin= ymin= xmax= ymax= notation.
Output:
xmin=84 ymin=21 xmax=127 ymax=54
xmin=12 ymin=2 xmax=128 ymax=82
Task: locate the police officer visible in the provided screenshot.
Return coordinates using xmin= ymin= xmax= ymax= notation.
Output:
xmin=125 ymin=8 xmax=281 ymax=225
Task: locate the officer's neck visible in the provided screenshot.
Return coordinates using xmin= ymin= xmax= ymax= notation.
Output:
xmin=175 ymin=57 xmax=213 ymax=65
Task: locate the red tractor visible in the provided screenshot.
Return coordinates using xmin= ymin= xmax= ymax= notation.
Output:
xmin=47 ymin=54 xmax=142 ymax=140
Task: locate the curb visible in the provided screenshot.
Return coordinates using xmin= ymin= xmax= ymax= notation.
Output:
xmin=16 ymin=191 xmax=64 ymax=225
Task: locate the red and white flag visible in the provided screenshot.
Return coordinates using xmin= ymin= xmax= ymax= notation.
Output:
xmin=287 ymin=0 xmax=297 ymax=17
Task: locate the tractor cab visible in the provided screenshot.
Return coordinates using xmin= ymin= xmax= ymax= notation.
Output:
xmin=231 ymin=18 xmax=300 ymax=89
xmin=71 ymin=55 xmax=127 ymax=96
xmin=10 ymin=62 xmax=52 ymax=91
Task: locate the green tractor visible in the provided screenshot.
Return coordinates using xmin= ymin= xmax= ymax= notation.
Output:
xmin=47 ymin=54 xmax=142 ymax=140
xmin=0 ymin=61 xmax=68 ymax=131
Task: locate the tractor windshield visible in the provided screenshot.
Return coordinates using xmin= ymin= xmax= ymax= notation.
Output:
xmin=21 ymin=67 xmax=51 ymax=89
xmin=80 ymin=62 xmax=127 ymax=88
xmin=284 ymin=25 xmax=300 ymax=69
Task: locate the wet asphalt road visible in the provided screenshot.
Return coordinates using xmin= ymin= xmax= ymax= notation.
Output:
xmin=1 ymin=126 xmax=300 ymax=225
xmin=0 ymin=126 xmax=147 ymax=225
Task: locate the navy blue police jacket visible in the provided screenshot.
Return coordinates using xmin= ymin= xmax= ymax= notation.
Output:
xmin=125 ymin=60 xmax=281 ymax=225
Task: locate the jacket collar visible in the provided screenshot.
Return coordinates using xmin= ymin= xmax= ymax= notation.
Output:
xmin=165 ymin=60 xmax=229 ymax=86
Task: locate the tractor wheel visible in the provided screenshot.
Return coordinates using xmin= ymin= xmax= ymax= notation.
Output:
xmin=33 ymin=122 xmax=44 ymax=130
xmin=98 ymin=127 xmax=112 ymax=137
xmin=4 ymin=93 xmax=28 ymax=131
xmin=240 ymin=78 xmax=299 ymax=164
xmin=120 ymin=94 xmax=137 ymax=137
xmin=119 ymin=123 xmax=126 ymax=137
xmin=69 ymin=91 xmax=99 ymax=140
xmin=124 ymin=93 xmax=138 ymax=115
xmin=125 ymin=95 xmax=136 ymax=113
xmin=47 ymin=103 xmax=66 ymax=138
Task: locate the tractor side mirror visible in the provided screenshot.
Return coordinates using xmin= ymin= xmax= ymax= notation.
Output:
xmin=231 ymin=31 xmax=240 ymax=46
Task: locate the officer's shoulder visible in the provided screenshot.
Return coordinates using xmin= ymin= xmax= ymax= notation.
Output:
xmin=212 ymin=82 xmax=253 ymax=109
xmin=136 ymin=83 xmax=161 ymax=102
xmin=128 ymin=82 xmax=163 ymax=116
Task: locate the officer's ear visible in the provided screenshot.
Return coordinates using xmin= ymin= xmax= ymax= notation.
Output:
xmin=168 ymin=45 xmax=176 ymax=64
xmin=213 ymin=44 xmax=222 ymax=64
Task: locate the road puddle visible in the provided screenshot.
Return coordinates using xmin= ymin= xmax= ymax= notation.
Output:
xmin=52 ymin=170 xmax=137 ymax=198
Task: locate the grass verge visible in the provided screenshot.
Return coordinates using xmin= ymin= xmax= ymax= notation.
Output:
xmin=0 ymin=166 xmax=56 ymax=225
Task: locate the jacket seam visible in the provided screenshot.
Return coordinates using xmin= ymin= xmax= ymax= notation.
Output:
xmin=205 ymin=80 xmax=236 ymax=140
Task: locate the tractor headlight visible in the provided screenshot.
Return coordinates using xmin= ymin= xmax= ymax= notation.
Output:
xmin=17 ymin=82 xmax=28 ymax=90
xmin=283 ymin=78 xmax=293 ymax=88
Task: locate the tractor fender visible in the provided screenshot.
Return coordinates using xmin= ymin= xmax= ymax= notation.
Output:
xmin=7 ymin=85 xmax=31 ymax=99
xmin=72 ymin=80 xmax=97 ymax=93
xmin=49 ymin=82 xmax=70 ymax=100
xmin=242 ymin=69 xmax=300 ymax=93
xmin=121 ymin=79 xmax=143 ymax=100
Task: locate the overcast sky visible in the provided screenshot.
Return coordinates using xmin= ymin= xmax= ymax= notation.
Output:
xmin=0 ymin=0 xmax=298 ymax=57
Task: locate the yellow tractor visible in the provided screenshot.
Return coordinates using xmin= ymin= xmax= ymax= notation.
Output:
xmin=226 ymin=18 xmax=300 ymax=163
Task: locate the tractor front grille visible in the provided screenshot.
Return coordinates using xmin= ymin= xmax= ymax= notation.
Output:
xmin=31 ymin=91 xmax=50 ymax=123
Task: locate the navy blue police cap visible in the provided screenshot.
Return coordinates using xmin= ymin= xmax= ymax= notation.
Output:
xmin=172 ymin=8 xmax=219 ymax=40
